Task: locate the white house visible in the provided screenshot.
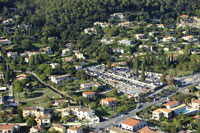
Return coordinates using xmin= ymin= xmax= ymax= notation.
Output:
xmin=182 ymin=35 xmax=195 ymax=42
xmin=0 ymin=87 xmax=6 ymax=91
xmin=156 ymin=24 xmax=165 ymax=28
xmin=62 ymin=48 xmax=70 ymax=55
xmin=82 ymin=91 xmax=95 ymax=98
xmin=84 ymin=28 xmax=97 ymax=35
xmin=117 ymin=40 xmax=132 ymax=46
xmin=0 ymin=39 xmax=12 ymax=45
xmin=117 ymin=21 xmax=134 ymax=27
xmin=80 ymin=82 xmax=100 ymax=90
xmin=152 ymin=108 xmax=172 ymax=120
xmin=135 ymin=34 xmax=146 ymax=40
xmin=162 ymin=37 xmax=177 ymax=42
xmin=50 ymin=74 xmax=70 ymax=84
xmin=7 ymin=52 xmax=18 ymax=59
xmin=191 ymin=99 xmax=200 ymax=110
xmin=61 ymin=108 xmax=71 ymax=117
xmin=165 ymin=101 xmax=180 ymax=109
xmin=40 ymin=47 xmax=53 ymax=54
xmin=50 ymin=63 xmax=59 ymax=69
xmin=68 ymin=106 xmax=99 ymax=123
xmin=75 ymin=66 xmax=82 ymax=71
xmin=2 ymin=18 xmax=14 ymax=25
xmin=74 ymin=51 xmax=86 ymax=60
xmin=110 ymin=13 xmax=125 ymax=21
xmin=121 ymin=117 xmax=146 ymax=132
xmin=101 ymin=38 xmax=114 ymax=44
xmin=113 ymin=48 xmax=125 ymax=54
xmin=94 ymin=22 xmax=109 ymax=28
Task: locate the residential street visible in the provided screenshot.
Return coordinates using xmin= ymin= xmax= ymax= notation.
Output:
xmin=89 ymin=73 xmax=200 ymax=132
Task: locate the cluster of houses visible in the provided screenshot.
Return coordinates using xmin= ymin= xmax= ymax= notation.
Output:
xmin=152 ymin=99 xmax=200 ymax=120
xmin=0 ymin=105 xmax=99 ymax=133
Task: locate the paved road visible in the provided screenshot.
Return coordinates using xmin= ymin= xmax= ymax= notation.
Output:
xmin=90 ymin=97 xmax=167 ymax=132
xmin=90 ymin=73 xmax=200 ymax=132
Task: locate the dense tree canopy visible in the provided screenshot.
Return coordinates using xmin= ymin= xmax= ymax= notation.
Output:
xmin=4 ymin=0 xmax=198 ymax=40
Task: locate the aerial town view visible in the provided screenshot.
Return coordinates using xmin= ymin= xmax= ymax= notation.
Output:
xmin=1 ymin=0 xmax=200 ymax=132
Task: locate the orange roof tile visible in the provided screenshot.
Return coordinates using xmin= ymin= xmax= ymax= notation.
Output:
xmin=122 ymin=118 xmax=141 ymax=127
xmin=138 ymin=126 xmax=154 ymax=133
xmin=153 ymin=109 xmax=163 ymax=114
xmin=83 ymin=91 xmax=95 ymax=95
xmin=0 ymin=124 xmax=14 ymax=130
xmin=192 ymin=99 xmax=200 ymax=105
xmin=181 ymin=15 xmax=189 ymax=18
xmin=101 ymin=97 xmax=117 ymax=102
xmin=165 ymin=101 xmax=179 ymax=106
xmin=161 ymin=109 xmax=172 ymax=113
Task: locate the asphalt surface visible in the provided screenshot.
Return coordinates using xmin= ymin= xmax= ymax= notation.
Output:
xmin=90 ymin=73 xmax=200 ymax=132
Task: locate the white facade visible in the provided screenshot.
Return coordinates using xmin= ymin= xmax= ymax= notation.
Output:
xmin=68 ymin=106 xmax=99 ymax=123
xmin=50 ymin=63 xmax=59 ymax=69
xmin=191 ymin=99 xmax=200 ymax=110
xmin=80 ymin=82 xmax=99 ymax=90
xmin=0 ymin=39 xmax=12 ymax=45
xmin=50 ymin=74 xmax=69 ymax=84
xmin=101 ymin=38 xmax=114 ymax=44
xmin=121 ymin=118 xmax=146 ymax=132
xmin=117 ymin=40 xmax=132 ymax=46
xmin=113 ymin=48 xmax=125 ymax=54
xmin=7 ymin=52 xmax=18 ymax=59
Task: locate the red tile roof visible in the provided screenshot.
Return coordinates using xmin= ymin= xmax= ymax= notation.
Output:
xmin=122 ymin=118 xmax=141 ymax=127
xmin=165 ymin=101 xmax=179 ymax=106
xmin=138 ymin=126 xmax=154 ymax=133
xmin=101 ymin=97 xmax=117 ymax=102
xmin=0 ymin=124 xmax=14 ymax=130
xmin=82 ymin=91 xmax=95 ymax=95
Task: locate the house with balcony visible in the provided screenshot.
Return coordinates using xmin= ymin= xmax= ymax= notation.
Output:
xmin=152 ymin=108 xmax=172 ymax=120
xmin=67 ymin=106 xmax=99 ymax=123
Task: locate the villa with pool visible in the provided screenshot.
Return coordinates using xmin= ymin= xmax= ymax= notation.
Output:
xmin=152 ymin=100 xmax=199 ymax=120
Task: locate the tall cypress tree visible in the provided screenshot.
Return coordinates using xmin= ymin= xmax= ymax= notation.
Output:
xmin=141 ymin=62 xmax=145 ymax=82
xmin=135 ymin=58 xmax=139 ymax=78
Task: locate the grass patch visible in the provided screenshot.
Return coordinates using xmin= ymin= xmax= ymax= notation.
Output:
xmin=14 ymin=87 xmax=58 ymax=107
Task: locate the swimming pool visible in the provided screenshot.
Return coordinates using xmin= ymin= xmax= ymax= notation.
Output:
xmin=181 ymin=110 xmax=190 ymax=114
